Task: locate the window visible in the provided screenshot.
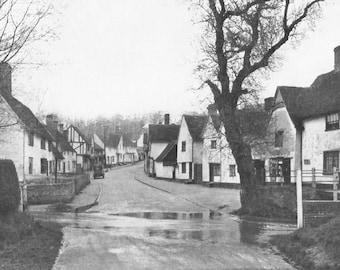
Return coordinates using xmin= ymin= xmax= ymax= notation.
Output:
xmin=28 ymin=131 xmax=34 ymax=146
xmin=28 ymin=157 xmax=33 ymax=174
xmin=40 ymin=158 xmax=48 ymax=174
xmin=182 ymin=163 xmax=186 ymax=174
xmin=212 ymin=163 xmax=221 ymax=176
xmin=229 ymin=165 xmax=236 ymax=177
xmin=274 ymin=130 xmax=284 ymax=147
xmin=58 ymin=160 xmax=61 ymax=171
xmin=211 ymin=140 xmax=217 ymax=149
xmin=323 ymin=151 xmax=339 ymax=175
xmin=326 ymin=113 xmax=339 ymax=131
xmin=48 ymin=141 xmax=52 ymax=152
xmin=181 ymin=141 xmax=186 ymax=152
xmin=41 ymin=137 xmax=46 ymax=149
xmin=72 ymin=161 xmax=76 ymax=169
xmin=68 ymin=161 xmax=70 ymax=171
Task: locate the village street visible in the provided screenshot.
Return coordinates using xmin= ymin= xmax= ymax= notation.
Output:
xmin=32 ymin=164 xmax=297 ymax=270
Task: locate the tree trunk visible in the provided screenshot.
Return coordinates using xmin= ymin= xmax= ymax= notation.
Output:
xmin=218 ymin=102 xmax=259 ymax=214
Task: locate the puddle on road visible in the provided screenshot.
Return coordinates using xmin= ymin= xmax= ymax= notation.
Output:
xmin=109 ymin=211 xmax=222 ymax=220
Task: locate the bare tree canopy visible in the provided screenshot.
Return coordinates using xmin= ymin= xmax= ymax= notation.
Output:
xmin=0 ymin=0 xmax=52 ymax=64
xmin=194 ymin=0 xmax=324 ymax=214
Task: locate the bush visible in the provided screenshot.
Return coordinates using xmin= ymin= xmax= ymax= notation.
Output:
xmin=0 ymin=159 xmax=20 ymax=216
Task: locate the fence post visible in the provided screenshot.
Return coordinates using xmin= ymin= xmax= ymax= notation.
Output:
xmin=312 ymin=167 xmax=316 ymax=189
xmin=296 ymin=169 xmax=304 ymax=228
xmin=333 ymin=167 xmax=339 ymax=202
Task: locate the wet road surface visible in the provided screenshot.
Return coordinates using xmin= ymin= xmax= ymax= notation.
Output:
xmin=31 ymin=164 xmax=297 ymax=270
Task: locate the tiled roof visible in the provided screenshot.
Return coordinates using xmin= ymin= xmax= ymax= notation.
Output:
xmin=183 ymin=115 xmax=207 ymax=141
xmin=106 ymin=133 xmax=121 ymax=148
xmin=155 ymin=140 xmax=177 ymax=165
xmin=1 ymin=91 xmax=54 ymax=141
xmin=148 ymin=124 xmax=180 ymax=142
xmin=123 ymin=134 xmax=136 ymax=147
xmin=277 ymin=70 xmax=340 ymax=126
xmin=45 ymin=125 xmax=75 ymax=153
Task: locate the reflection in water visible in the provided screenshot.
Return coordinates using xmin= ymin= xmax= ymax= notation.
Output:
xmin=109 ymin=212 xmax=206 ymax=220
xmin=147 ymin=228 xmax=204 ymax=241
xmin=238 ymin=219 xmax=265 ymax=244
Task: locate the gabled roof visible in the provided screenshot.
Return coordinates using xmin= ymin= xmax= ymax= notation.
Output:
xmin=1 ymin=91 xmax=53 ymax=140
xmin=94 ymin=142 xmax=104 ymax=151
xmin=106 ymin=133 xmax=122 ymax=148
xmin=276 ymin=70 xmax=340 ymax=127
xmin=183 ymin=115 xmax=207 ymax=141
xmin=45 ymin=125 xmax=76 ymax=153
xmin=148 ymin=124 xmax=180 ymax=143
xmin=68 ymin=125 xmax=91 ymax=145
xmin=155 ymin=140 xmax=177 ymax=165
xmin=123 ymin=134 xmax=136 ymax=147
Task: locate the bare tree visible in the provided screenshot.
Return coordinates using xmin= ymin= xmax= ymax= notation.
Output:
xmin=0 ymin=0 xmax=53 ymax=129
xmin=195 ymin=0 xmax=324 ymax=214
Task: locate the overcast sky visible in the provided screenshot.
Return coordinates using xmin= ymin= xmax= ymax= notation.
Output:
xmin=12 ymin=0 xmax=340 ymax=120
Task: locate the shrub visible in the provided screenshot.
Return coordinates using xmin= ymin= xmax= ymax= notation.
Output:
xmin=0 ymin=159 xmax=20 ymax=216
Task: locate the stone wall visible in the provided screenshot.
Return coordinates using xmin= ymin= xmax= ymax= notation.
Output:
xmin=27 ymin=173 xmax=90 ymax=204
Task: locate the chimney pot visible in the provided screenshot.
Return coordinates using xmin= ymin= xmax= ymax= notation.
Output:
xmin=164 ymin=114 xmax=170 ymax=125
xmin=334 ymin=46 xmax=340 ymax=72
xmin=0 ymin=62 xmax=12 ymax=96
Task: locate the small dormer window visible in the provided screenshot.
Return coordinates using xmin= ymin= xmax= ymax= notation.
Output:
xmin=326 ymin=113 xmax=339 ymax=131
xmin=28 ymin=131 xmax=34 ymax=146
xmin=211 ymin=140 xmax=217 ymax=149
xmin=275 ymin=130 xmax=284 ymax=147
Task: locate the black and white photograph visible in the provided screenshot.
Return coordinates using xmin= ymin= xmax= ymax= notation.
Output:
xmin=1 ymin=0 xmax=340 ymax=269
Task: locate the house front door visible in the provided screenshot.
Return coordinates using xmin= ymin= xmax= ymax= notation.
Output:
xmin=189 ymin=162 xmax=193 ymax=179
xmin=209 ymin=163 xmax=214 ymax=182
xmin=63 ymin=162 xmax=66 ymax=173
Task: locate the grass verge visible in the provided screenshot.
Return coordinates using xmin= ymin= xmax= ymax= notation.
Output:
xmin=271 ymin=216 xmax=340 ymax=270
xmin=0 ymin=212 xmax=62 ymax=270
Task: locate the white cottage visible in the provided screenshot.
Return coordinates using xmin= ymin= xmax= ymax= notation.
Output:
xmin=144 ymin=122 xmax=180 ymax=177
xmin=0 ymin=63 xmax=54 ymax=181
xmin=266 ymin=46 xmax=340 ymax=184
xmin=177 ymin=115 xmax=207 ymax=183
xmin=202 ymin=114 xmax=240 ymax=186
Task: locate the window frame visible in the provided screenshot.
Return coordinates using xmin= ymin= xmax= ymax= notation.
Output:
xmin=211 ymin=140 xmax=217 ymax=149
xmin=326 ymin=113 xmax=339 ymax=131
xmin=28 ymin=131 xmax=34 ymax=146
xmin=41 ymin=137 xmax=46 ymax=150
xmin=229 ymin=165 xmax=236 ymax=177
xmin=323 ymin=151 xmax=339 ymax=175
xmin=181 ymin=141 xmax=186 ymax=152
xmin=274 ymin=130 xmax=284 ymax=148
xmin=212 ymin=163 xmax=221 ymax=176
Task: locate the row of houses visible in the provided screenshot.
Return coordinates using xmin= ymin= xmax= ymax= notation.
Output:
xmin=144 ymin=46 xmax=340 ymax=186
xmin=0 ymin=63 xmax=138 ymax=182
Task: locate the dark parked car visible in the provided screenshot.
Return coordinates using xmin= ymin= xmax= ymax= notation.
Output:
xmin=93 ymin=165 xmax=105 ymax=179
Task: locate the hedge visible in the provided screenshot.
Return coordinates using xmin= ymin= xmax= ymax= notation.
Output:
xmin=0 ymin=159 xmax=20 ymax=215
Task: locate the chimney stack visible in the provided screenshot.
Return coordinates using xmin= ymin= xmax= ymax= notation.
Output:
xmin=264 ymin=97 xmax=274 ymax=112
xmin=0 ymin=62 xmax=12 ymax=96
xmin=334 ymin=46 xmax=340 ymax=72
xmin=46 ymin=114 xmax=58 ymax=130
xmin=207 ymin=104 xmax=218 ymax=116
xmin=164 ymin=114 xmax=170 ymax=125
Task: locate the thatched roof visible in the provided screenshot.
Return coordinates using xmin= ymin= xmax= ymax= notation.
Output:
xmin=183 ymin=115 xmax=207 ymax=142
xmin=148 ymin=124 xmax=179 ymax=143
